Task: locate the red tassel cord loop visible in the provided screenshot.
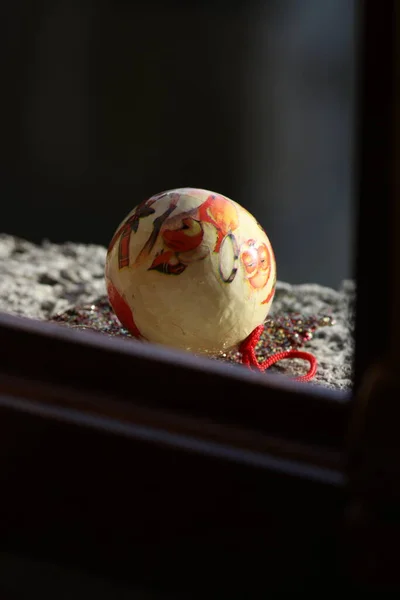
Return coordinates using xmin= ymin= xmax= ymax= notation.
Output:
xmin=259 ymin=350 xmax=317 ymax=382
xmin=240 ymin=325 xmax=265 ymax=368
xmin=239 ymin=325 xmax=317 ymax=382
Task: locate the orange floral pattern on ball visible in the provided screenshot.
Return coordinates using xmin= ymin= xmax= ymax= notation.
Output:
xmin=197 ymin=194 xmax=239 ymax=252
xmin=240 ymin=239 xmax=271 ymax=290
xmin=136 ymin=192 xmax=239 ymax=276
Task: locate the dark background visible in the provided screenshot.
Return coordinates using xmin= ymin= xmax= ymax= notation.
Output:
xmin=2 ymin=0 xmax=356 ymax=287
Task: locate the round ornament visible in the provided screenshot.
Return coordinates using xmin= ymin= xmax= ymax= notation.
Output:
xmin=105 ymin=188 xmax=276 ymax=355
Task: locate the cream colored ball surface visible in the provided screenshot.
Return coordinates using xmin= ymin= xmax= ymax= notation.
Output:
xmin=105 ymin=188 xmax=276 ymax=355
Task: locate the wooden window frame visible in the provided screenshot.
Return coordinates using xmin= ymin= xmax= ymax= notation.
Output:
xmin=0 ymin=1 xmax=398 ymax=594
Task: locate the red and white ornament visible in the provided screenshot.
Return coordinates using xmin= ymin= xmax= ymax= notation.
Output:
xmin=105 ymin=188 xmax=276 ymax=355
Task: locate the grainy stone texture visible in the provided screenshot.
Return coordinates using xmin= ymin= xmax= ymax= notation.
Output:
xmin=0 ymin=234 xmax=354 ymax=391
xmin=270 ymin=281 xmax=355 ymax=390
xmin=0 ymin=234 xmax=105 ymax=319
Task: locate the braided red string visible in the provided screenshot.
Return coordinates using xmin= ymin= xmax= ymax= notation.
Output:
xmin=239 ymin=325 xmax=317 ymax=382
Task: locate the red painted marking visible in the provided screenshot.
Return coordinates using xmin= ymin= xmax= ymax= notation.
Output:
xmin=106 ymin=279 xmax=143 ymax=339
xmin=108 ymin=223 xmax=125 ymax=254
xmin=163 ymin=218 xmax=204 ymax=252
xmin=149 ymin=250 xmax=175 ymax=269
xmin=261 ymin=285 xmax=276 ymax=305
xmin=118 ymin=227 xmax=132 ymax=268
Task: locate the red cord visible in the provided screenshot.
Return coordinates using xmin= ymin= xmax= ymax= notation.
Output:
xmin=239 ymin=325 xmax=317 ymax=382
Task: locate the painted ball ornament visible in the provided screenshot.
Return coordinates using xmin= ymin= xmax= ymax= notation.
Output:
xmin=105 ymin=188 xmax=276 ymax=355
